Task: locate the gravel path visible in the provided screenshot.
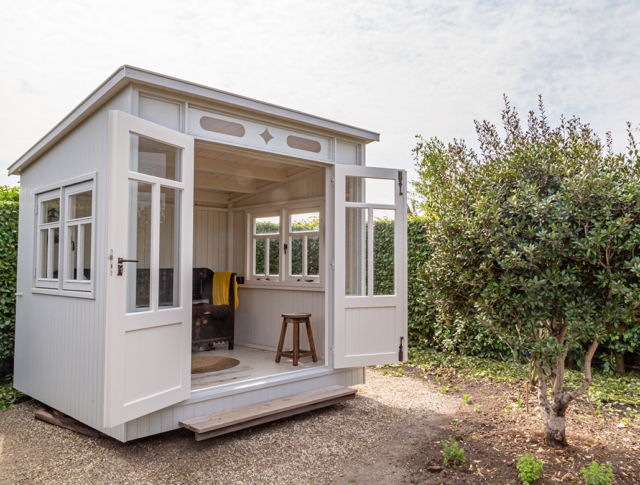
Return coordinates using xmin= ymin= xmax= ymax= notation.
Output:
xmin=0 ymin=369 xmax=456 ymax=485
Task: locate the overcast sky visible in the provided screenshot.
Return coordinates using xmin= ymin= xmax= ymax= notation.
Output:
xmin=1 ymin=1 xmax=639 ymax=188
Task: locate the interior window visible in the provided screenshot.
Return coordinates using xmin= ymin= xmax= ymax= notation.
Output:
xmin=36 ymin=191 xmax=61 ymax=289
xmin=288 ymin=211 xmax=320 ymax=283
xmin=252 ymin=214 xmax=281 ymax=281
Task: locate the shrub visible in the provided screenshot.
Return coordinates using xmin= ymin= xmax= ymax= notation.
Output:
xmin=413 ymin=97 xmax=640 ymax=446
xmin=0 ymin=186 xmax=19 ymax=364
xmin=517 ymin=453 xmax=544 ymax=484
xmin=581 ymin=461 xmax=614 ymax=485
xmin=441 ymin=437 xmax=465 ymax=467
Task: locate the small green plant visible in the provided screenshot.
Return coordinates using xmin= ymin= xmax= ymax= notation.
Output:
xmin=453 ymin=385 xmax=460 ymax=392
xmin=517 ymin=395 xmax=522 ymax=409
xmin=441 ymin=437 xmax=466 ymax=468
xmin=411 ymin=438 xmax=418 ymax=445
xmin=0 ymin=375 xmax=28 ymax=411
xmin=474 ymin=404 xmax=481 ymax=413
xmin=517 ymin=454 xmax=544 ymax=485
xmin=441 ymin=384 xmax=449 ymax=394
xmin=580 ymin=461 xmax=613 ymax=485
xmin=451 ymin=418 xmax=463 ymax=431
xmin=461 ymin=394 xmax=472 ymax=406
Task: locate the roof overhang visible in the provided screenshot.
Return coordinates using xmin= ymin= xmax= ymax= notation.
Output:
xmin=8 ymin=65 xmax=380 ymax=176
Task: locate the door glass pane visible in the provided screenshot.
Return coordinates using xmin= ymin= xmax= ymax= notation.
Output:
xmin=127 ymin=181 xmax=153 ymax=312
xmin=346 ymin=177 xmax=395 ymax=205
xmin=255 ymin=216 xmax=279 ymax=235
xmin=69 ymin=190 xmax=92 ymax=219
xmin=42 ymin=198 xmax=60 ymax=224
xmin=291 ymin=212 xmax=319 ymax=232
xmin=52 ymin=228 xmax=59 ymax=279
xmin=40 ymin=229 xmax=48 ymax=278
xmin=307 ymin=235 xmax=320 ymax=276
xmin=255 ymin=239 xmax=265 ymax=275
xmin=269 ymin=238 xmax=280 ymax=276
xmin=374 ymin=209 xmax=395 ymax=296
xmin=345 ymin=208 xmax=367 ymax=296
xmin=130 ymin=134 xmax=182 ymax=182
xmin=159 ymin=187 xmax=181 ymax=308
xmin=291 ymin=236 xmax=303 ymax=275
xmin=82 ymin=223 xmax=92 ymax=281
xmin=68 ymin=225 xmax=78 ymax=280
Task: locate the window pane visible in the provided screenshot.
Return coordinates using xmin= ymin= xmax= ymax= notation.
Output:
xmin=159 ymin=187 xmax=181 ymax=308
xmin=52 ymin=228 xmax=59 ymax=279
xmin=68 ymin=225 xmax=78 ymax=280
xmin=373 ymin=210 xmax=395 ymax=295
xmin=127 ymin=181 xmax=153 ymax=312
xmin=255 ymin=216 xmax=279 ymax=235
xmin=42 ymin=198 xmax=60 ymax=224
xmin=130 ymin=134 xmax=182 ymax=182
xmin=345 ymin=208 xmax=367 ymax=296
xmin=269 ymin=238 xmax=279 ymax=276
xmin=255 ymin=239 xmax=265 ymax=275
xmin=82 ymin=223 xmax=92 ymax=281
xmin=291 ymin=236 xmax=303 ymax=276
xmin=69 ymin=190 xmax=92 ymax=219
xmin=291 ymin=212 xmax=320 ymax=232
xmin=40 ymin=229 xmax=48 ymax=278
xmin=346 ymin=177 xmax=395 ymax=205
xmin=307 ymin=235 xmax=320 ymax=276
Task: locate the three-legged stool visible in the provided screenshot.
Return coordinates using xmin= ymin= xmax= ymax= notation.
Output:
xmin=275 ymin=313 xmax=318 ymax=366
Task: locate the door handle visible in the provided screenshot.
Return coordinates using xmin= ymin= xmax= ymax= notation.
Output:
xmin=117 ymin=258 xmax=138 ymax=276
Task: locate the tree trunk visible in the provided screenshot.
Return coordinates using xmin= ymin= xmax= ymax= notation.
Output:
xmin=615 ymin=352 xmax=625 ymax=374
xmin=544 ymin=403 xmax=568 ymax=447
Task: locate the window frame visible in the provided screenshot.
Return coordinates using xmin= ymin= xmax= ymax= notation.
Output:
xmin=249 ymin=210 xmax=282 ymax=282
xmin=246 ymin=203 xmax=323 ymax=288
xmin=286 ymin=207 xmax=322 ymax=284
xmin=62 ymin=180 xmax=95 ymax=292
xmin=33 ymin=173 xmax=97 ymax=298
xmin=35 ymin=189 xmax=61 ymax=289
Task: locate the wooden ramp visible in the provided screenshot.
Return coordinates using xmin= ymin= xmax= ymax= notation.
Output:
xmin=179 ymin=385 xmax=357 ymax=441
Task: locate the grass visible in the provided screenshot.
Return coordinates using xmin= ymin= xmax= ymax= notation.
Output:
xmin=381 ymin=349 xmax=640 ymax=407
xmin=0 ymin=374 xmax=28 ymax=411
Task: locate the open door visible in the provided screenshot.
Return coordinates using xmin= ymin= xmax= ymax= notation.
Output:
xmin=333 ymin=165 xmax=407 ymax=368
xmin=104 ymin=110 xmax=194 ymax=428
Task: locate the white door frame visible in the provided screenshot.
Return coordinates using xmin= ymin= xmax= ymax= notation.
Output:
xmin=333 ymin=165 xmax=408 ymax=368
xmin=104 ymin=110 xmax=194 ymax=428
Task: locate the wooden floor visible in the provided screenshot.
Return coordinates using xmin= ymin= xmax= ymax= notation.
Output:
xmin=191 ymin=345 xmax=325 ymax=391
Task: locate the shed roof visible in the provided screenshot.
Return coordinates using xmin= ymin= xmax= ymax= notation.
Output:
xmin=8 ymin=65 xmax=380 ymax=175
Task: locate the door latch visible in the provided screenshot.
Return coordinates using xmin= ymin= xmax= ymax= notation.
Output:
xmin=398 ymin=171 xmax=404 ymax=196
xmin=399 ymin=336 xmax=404 ymax=362
xmin=117 ymin=258 xmax=138 ymax=276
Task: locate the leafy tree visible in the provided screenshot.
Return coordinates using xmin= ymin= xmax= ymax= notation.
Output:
xmin=413 ymin=97 xmax=640 ymax=447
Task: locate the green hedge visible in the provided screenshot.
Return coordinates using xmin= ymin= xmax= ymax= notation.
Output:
xmin=0 ymin=187 xmax=19 ymax=363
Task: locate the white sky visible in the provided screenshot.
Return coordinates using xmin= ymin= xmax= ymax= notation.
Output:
xmin=1 ymin=1 xmax=639 ymax=189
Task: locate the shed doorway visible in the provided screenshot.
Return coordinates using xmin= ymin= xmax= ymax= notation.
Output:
xmin=187 ymin=140 xmax=328 ymax=391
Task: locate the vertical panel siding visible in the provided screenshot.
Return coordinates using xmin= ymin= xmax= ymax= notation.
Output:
xmin=192 ymin=208 xmax=227 ymax=271
xmin=235 ymin=288 xmax=325 ymax=358
xmin=126 ymin=366 xmax=365 ymax=441
xmin=232 ymin=170 xmax=325 ymax=208
xmin=13 ymin=89 xmax=131 ymax=442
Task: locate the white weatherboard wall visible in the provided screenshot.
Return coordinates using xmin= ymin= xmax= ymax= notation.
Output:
xmin=193 ymin=208 xmax=227 ymax=270
xmin=13 ymin=89 xmax=132 ymax=441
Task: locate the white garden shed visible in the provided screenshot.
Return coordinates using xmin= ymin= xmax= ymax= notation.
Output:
xmin=9 ymin=66 xmax=407 ymax=442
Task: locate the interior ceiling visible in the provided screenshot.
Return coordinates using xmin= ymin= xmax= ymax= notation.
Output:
xmin=194 ymin=143 xmax=316 ymax=196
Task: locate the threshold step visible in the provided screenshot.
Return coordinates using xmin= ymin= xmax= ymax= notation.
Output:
xmin=179 ymin=385 xmax=357 ymax=441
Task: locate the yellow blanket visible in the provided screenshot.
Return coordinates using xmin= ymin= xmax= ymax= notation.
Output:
xmin=212 ymin=271 xmax=239 ymax=309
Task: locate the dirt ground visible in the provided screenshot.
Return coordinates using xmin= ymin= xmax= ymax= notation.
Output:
xmin=1 ymin=367 xmax=639 ymax=484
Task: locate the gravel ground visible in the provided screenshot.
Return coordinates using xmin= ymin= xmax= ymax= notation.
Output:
xmin=0 ymin=369 xmax=455 ymax=485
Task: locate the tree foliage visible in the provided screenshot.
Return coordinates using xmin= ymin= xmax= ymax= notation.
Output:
xmin=0 ymin=186 xmax=19 ymax=364
xmin=413 ymin=97 xmax=640 ymax=446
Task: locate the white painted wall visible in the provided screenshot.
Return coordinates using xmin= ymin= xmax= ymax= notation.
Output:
xmin=14 ymin=88 xmax=132 ymax=442
xmin=192 ymin=208 xmax=227 ymax=271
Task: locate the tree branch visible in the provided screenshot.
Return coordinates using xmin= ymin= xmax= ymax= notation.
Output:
xmin=562 ymin=340 xmax=599 ymax=405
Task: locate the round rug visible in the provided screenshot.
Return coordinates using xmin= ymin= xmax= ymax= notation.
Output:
xmin=191 ymin=355 xmax=240 ymax=374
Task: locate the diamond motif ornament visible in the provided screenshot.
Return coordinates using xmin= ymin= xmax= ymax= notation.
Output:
xmin=260 ymin=128 xmax=274 ymax=145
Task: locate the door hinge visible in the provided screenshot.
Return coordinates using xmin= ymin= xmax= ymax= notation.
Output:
xmin=284 ymin=243 xmax=288 ymax=255
xmin=399 ymin=336 xmax=404 ymax=361
xmin=331 ymin=260 xmax=335 ymax=270
xmin=33 ymin=266 xmax=36 ymax=278
xmin=34 ymin=203 xmax=38 ymax=215
xmin=331 ymin=176 xmax=335 ymax=186
xmin=398 ymin=171 xmax=404 ymax=196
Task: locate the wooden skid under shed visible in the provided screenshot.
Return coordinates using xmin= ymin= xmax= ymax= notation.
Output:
xmin=179 ymin=385 xmax=357 ymax=441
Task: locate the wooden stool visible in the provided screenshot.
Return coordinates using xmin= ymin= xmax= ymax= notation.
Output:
xmin=275 ymin=313 xmax=318 ymax=366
